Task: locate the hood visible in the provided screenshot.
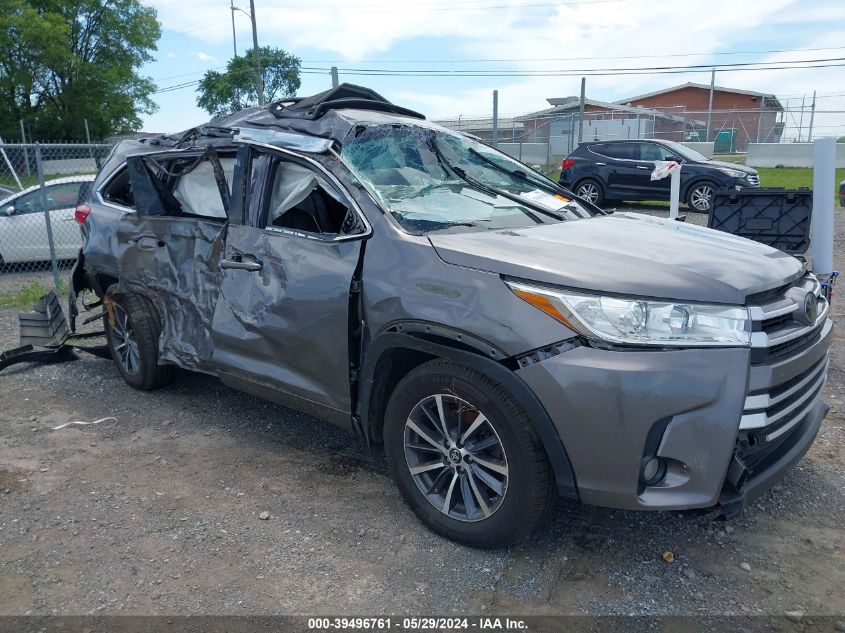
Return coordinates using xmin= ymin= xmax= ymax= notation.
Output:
xmin=428 ymin=213 xmax=804 ymax=305
xmin=700 ymin=159 xmax=757 ymax=175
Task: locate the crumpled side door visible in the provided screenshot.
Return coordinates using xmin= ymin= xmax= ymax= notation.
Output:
xmin=210 ymin=149 xmax=368 ymax=418
xmin=120 ymin=151 xmax=229 ymax=372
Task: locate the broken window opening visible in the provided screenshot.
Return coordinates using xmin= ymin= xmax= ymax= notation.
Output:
xmin=265 ymin=161 xmax=352 ymax=236
xmin=101 ymin=168 xmax=135 ymax=209
xmin=127 ymin=148 xmax=238 ymax=220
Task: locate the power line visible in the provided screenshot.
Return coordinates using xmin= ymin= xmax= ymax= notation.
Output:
xmin=300 ymin=46 xmax=845 ymax=64
xmin=295 ymin=56 xmax=845 ymax=76
xmin=295 ymin=62 xmax=845 ymax=78
xmin=148 ymin=50 xmax=845 ymax=83
xmin=257 ymin=0 xmax=625 ymax=12
xmin=150 ymin=58 xmax=845 ymax=94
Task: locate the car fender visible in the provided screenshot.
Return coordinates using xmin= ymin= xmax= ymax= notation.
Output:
xmin=358 ymin=330 xmax=579 ymax=499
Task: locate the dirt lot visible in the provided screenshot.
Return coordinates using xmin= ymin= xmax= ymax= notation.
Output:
xmin=0 ymin=206 xmax=843 ymax=619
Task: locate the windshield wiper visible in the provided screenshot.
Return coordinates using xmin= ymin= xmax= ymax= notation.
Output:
xmin=426 ymin=137 xmax=564 ymax=222
xmin=467 ymin=148 xmax=565 ymax=196
xmin=467 ymin=147 xmax=608 ymax=216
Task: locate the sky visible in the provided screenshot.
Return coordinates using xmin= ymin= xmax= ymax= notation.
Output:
xmin=142 ymin=0 xmax=845 ymax=138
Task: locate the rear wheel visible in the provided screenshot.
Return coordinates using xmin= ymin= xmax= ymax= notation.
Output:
xmin=687 ymin=181 xmax=716 ymax=213
xmin=574 ymin=178 xmax=604 ymax=206
xmin=384 ymin=359 xmax=554 ymax=548
xmin=104 ymin=285 xmax=172 ymax=390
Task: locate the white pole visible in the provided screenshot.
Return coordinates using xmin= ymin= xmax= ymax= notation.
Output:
xmin=811 ymin=137 xmax=835 ymax=275
xmin=669 ymin=165 xmax=681 ymax=219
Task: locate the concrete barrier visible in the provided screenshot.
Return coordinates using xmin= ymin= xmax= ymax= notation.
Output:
xmin=497 ymin=143 xmax=551 ymax=167
xmin=747 ymin=143 xmax=845 ymax=168
xmin=42 ymin=158 xmax=98 ymax=176
xmin=681 ymin=142 xmax=714 ymax=159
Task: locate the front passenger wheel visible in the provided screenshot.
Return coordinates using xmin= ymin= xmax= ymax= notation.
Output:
xmin=384 ymin=359 xmax=554 ymax=548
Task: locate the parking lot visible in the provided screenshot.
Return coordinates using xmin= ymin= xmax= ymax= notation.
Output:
xmin=0 ymin=205 xmax=843 ymax=618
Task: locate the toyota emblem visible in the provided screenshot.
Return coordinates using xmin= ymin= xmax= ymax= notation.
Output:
xmin=802 ymin=293 xmax=818 ymax=324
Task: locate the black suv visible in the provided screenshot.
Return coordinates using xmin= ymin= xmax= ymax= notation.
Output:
xmin=559 ymin=139 xmax=759 ymax=212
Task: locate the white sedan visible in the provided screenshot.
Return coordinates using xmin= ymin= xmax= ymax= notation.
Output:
xmin=0 ymin=175 xmax=95 ymax=266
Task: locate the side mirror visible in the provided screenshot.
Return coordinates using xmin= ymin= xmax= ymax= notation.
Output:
xmin=0 ymin=205 xmax=14 ymax=216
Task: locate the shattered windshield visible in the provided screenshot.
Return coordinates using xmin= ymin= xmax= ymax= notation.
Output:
xmin=340 ymin=123 xmax=593 ymax=234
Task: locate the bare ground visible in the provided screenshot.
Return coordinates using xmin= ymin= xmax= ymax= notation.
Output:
xmin=0 ymin=206 xmax=843 ymax=618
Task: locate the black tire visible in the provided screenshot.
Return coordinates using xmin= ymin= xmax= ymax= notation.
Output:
xmin=104 ymin=284 xmax=173 ymax=390
xmin=573 ymin=178 xmax=604 ymax=207
xmin=384 ymin=359 xmax=555 ymax=548
xmin=686 ymin=180 xmax=717 ymax=213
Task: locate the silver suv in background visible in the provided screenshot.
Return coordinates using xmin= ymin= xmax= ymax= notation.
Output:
xmin=70 ymin=85 xmax=832 ymax=547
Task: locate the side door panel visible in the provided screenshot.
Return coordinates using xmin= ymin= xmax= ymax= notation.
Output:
xmin=211 ymin=226 xmax=362 ymax=413
xmin=1 ymin=190 xmax=48 ymax=263
xmin=637 ymin=143 xmax=672 ymax=197
xmin=121 ymin=153 xmax=227 ymax=372
xmin=210 ymin=147 xmax=366 ymax=417
xmin=603 ymin=143 xmax=651 ymax=195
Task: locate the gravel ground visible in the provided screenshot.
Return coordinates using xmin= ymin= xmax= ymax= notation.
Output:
xmin=0 ymin=205 xmax=843 ymax=618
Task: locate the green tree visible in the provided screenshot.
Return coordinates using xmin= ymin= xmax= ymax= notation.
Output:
xmin=0 ymin=0 xmax=160 ymax=141
xmin=196 ymin=46 xmax=301 ymax=117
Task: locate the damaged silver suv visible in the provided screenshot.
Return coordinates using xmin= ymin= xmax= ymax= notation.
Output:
xmin=70 ymin=85 xmax=832 ymax=547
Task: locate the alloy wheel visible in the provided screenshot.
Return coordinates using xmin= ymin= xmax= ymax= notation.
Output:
xmin=110 ymin=303 xmax=141 ymax=376
xmin=404 ymin=394 xmax=509 ymax=522
xmin=690 ymin=184 xmax=714 ymax=211
xmin=577 ymin=182 xmax=599 ymax=203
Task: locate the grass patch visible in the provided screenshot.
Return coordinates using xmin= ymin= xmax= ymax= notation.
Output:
xmin=712 ymin=154 xmax=747 ymax=164
xmin=757 ymin=167 xmax=845 ymax=195
xmin=0 ymin=172 xmax=94 ymax=193
xmin=0 ymin=280 xmax=67 ymax=309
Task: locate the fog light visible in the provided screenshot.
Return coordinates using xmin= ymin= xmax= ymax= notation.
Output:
xmin=640 ymin=456 xmax=666 ymax=487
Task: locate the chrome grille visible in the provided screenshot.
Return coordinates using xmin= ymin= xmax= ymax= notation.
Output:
xmin=734 ymin=275 xmax=830 ymax=475
xmin=746 ymin=174 xmax=760 ymax=186
xmin=749 ymin=275 xmax=829 ymax=365
xmin=740 ymin=356 xmax=828 ymax=437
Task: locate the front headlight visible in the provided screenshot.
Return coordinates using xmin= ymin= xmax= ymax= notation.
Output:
xmin=506 ymin=280 xmax=751 ymax=347
xmin=716 ymin=167 xmax=746 ymax=178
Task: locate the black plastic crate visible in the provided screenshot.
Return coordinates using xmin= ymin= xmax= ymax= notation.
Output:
xmin=708 ymin=187 xmax=812 ymax=255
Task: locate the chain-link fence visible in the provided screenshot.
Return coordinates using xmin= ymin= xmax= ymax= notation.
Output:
xmin=436 ymin=102 xmax=844 ymax=174
xmin=0 ymin=142 xmax=112 ymax=301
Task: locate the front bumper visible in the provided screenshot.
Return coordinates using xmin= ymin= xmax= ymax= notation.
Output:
xmin=719 ymin=399 xmax=828 ymax=517
xmin=516 ymin=318 xmax=832 ymax=511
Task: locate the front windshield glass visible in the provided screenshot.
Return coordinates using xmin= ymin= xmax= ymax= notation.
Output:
xmin=662 ymin=140 xmax=708 ymax=163
xmin=340 ymin=123 xmax=593 ymax=235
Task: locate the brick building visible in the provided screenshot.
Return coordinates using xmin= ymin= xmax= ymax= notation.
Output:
xmin=514 ymin=97 xmax=700 ymax=156
xmin=617 ymin=83 xmax=784 ymax=151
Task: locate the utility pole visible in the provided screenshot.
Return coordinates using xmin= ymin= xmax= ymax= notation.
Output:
xmin=331 ymin=66 xmax=339 ymax=89
xmin=705 ymin=68 xmax=715 ymax=142
xmin=249 ymin=0 xmax=264 ymax=105
xmin=807 ymin=90 xmax=817 ymax=142
xmin=491 ymin=90 xmax=499 ymax=148
xmin=577 ymin=77 xmax=586 ymax=144
xmin=230 ymin=0 xmax=238 ymax=57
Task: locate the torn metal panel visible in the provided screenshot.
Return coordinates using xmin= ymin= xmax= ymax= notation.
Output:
xmin=18 ymin=291 xmax=68 ymax=348
xmin=117 ymin=216 xmax=227 ymax=372
xmin=234 ymin=128 xmax=333 ymax=154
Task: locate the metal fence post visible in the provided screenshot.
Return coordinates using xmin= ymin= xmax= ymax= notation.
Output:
xmin=35 ymin=144 xmax=63 ymax=291
xmin=19 ymin=120 xmax=31 ymax=176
